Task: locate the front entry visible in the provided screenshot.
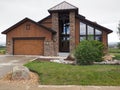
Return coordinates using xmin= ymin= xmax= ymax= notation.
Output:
xmin=59 ymin=36 xmax=69 ymax=52
xmin=59 ymin=12 xmax=70 ymax=52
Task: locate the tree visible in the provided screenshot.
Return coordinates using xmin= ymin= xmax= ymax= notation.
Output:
xmin=117 ymin=21 xmax=120 ymax=39
xmin=117 ymin=21 xmax=120 ymax=49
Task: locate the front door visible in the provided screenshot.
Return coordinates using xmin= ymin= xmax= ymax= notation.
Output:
xmin=59 ymin=36 xmax=69 ymax=52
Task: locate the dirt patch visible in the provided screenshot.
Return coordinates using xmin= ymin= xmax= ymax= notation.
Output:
xmin=0 ymin=71 xmax=39 ymax=85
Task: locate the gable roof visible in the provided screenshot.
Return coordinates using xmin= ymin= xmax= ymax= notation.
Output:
xmin=48 ymin=1 xmax=78 ymax=12
xmin=2 ymin=17 xmax=56 ymax=34
xmin=76 ymin=15 xmax=113 ymax=34
xmin=38 ymin=15 xmax=51 ymax=24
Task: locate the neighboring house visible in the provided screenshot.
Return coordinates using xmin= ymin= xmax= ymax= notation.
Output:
xmin=2 ymin=1 xmax=112 ymax=56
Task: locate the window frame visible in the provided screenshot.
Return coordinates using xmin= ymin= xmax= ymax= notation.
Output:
xmin=80 ymin=21 xmax=102 ymax=42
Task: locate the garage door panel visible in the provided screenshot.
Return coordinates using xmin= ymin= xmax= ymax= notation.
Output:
xmin=14 ymin=39 xmax=44 ymax=55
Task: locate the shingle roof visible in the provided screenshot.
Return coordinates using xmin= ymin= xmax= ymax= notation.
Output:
xmin=48 ymin=1 xmax=78 ymax=12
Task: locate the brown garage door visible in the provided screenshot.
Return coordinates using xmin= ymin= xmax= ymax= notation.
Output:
xmin=13 ymin=39 xmax=44 ymax=55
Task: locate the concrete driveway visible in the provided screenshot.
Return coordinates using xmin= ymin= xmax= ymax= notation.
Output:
xmin=0 ymin=55 xmax=36 ymax=78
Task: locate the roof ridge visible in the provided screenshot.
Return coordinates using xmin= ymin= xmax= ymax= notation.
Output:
xmin=62 ymin=1 xmax=78 ymax=9
xmin=48 ymin=1 xmax=78 ymax=12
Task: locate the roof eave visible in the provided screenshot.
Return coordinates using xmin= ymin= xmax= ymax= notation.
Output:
xmin=76 ymin=15 xmax=113 ymax=34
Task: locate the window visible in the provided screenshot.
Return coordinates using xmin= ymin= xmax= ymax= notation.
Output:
xmin=80 ymin=36 xmax=86 ymax=41
xmin=26 ymin=24 xmax=30 ymax=30
xmin=88 ymin=25 xmax=94 ymax=40
xmin=80 ymin=22 xmax=86 ymax=35
xmin=62 ymin=23 xmax=70 ymax=34
xmin=95 ymin=29 xmax=102 ymax=41
xmin=80 ymin=22 xmax=87 ymax=41
xmin=80 ymin=22 xmax=102 ymax=42
xmin=95 ymin=29 xmax=102 ymax=35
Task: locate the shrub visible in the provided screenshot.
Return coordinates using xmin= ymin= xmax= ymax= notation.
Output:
xmin=74 ymin=40 xmax=104 ymax=65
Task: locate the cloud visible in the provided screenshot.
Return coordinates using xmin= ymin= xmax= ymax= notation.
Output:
xmin=0 ymin=0 xmax=120 ymax=44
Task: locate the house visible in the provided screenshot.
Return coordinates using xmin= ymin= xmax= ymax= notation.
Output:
xmin=2 ymin=1 xmax=112 ymax=56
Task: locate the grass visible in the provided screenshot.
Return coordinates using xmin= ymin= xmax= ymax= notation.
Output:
xmin=0 ymin=46 xmax=6 ymax=54
xmin=109 ymin=48 xmax=120 ymax=60
xmin=109 ymin=48 xmax=120 ymax=54
xmin=25 ymin=61 xmax=120 ymax=86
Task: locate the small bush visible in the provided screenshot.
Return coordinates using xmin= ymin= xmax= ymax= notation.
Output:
xmin=74 ymin=40 xmax=104 ymax=65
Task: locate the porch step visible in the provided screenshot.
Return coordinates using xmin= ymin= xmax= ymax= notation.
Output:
xmin=58 ymin=52 xmax=69 ymax=57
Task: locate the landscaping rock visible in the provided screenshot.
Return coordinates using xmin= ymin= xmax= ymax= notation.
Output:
xmin=94 ymin=60 xmax=120 ymax=65
xmin=103 ymin=54 xmax=114 ymax=61
xmin=12 ymin=66 xmax=30 ymax=80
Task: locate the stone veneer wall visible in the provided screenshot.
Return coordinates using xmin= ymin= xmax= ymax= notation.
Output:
xmin=44 ymin=41 xmax=54 ymax=56
xmin=52 ymin=13 xmax=59 ymax=56
xmin=70 ymin=11 xmax=76 ymax=52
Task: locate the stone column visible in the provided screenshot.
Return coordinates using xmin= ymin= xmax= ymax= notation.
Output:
xmin=52 ymin=13 xmax=59 ymax=56
xmin=102 ymin=31 xmax=108 ymax=47
xmin=70 ymin=11 xmax=76 ymax=53
xmin=102 ymin=31 xmax=108 ymax=53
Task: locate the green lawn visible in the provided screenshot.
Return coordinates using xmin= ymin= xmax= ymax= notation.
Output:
xmin=25 ymin=61 xmax=120 ymax=86
xmin=109 ymin=48 xmax=120 ymax=60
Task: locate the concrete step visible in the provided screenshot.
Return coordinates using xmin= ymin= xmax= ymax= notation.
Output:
xmin=58 ymin=52 xmax=69 ymax=57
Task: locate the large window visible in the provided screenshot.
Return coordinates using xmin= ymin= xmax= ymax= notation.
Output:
xmin=80 ymin=22 xmax=102 ymax=42
xmin=80 ymin=22 xmax=86 ymax=41
xmin=59 ymin=12 xmax=70 ymax=52
xmin=95 ymin=29 xmax=102 ymax=41
xmin=87 ymin=25 xmax=94 ymax=40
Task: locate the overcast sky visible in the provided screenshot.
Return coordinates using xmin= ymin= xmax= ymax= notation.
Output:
xmin=0 ymin=0 xmax=120 ymax=44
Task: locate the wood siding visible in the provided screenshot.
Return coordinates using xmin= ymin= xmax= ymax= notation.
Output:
xmin=6 ymin=21 xmax=52 ymax=55
xmin=40 ymin=18 xmax=52 ymax=29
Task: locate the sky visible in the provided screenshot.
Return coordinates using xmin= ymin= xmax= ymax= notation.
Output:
xmin=0 ymin=0 xmax=120 ymax=45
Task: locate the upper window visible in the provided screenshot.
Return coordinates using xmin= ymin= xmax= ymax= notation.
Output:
xmin=88 ymin=25 xmax=94 ymax=40
xmin=80 ymin=22 xmax=86 ymax=35
xmin=26 ymin=24 xmax=31 ymax=30
xmin=62 ymin=23 xmax=70 ymax=35
xmin=80 ymin=22 xmax=102 ymax=42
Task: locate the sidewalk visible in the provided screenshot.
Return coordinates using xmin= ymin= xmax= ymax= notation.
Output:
xmin=0 ymin=84 xmax=120 ymax=90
